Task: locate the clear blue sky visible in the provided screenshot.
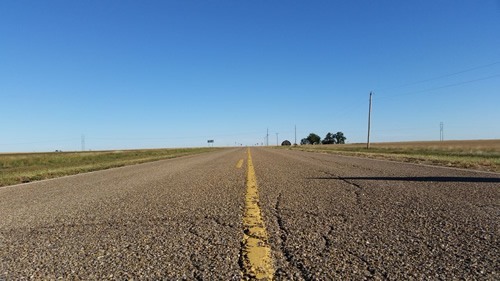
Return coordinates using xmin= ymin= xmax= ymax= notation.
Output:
xmin=1 ymin=0 xmax=499 ymax=152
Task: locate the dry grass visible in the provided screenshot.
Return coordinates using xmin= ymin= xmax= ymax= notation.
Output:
xmin=286 ymin=139 xmax=500 ymax=173
xmin=0 ymin=148 xmax=218 ymax=187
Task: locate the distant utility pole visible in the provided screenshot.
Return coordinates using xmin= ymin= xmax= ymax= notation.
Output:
xmin=440 ymin=122 xmax=444 ymax=141
xmin=294 ymin=125 xmax=297 ymax=145
xmin=266 ymin=128 xmax=269 ymax=146
xmin=276 ymin=133 xmax=279 ymax=146
xmin=81 ymin=134 xmax=85 ymax=151
xmin=367 ymin=92 xmax=373 ymax=149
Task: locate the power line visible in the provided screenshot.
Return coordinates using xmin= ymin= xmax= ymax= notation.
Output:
xmin=380 ymin=61 xmax=500 ymax=91
xmin=0 ymin=131 xmax=266 ymax=147
xmin=0 ymin=138 xmax=79 ymax=146
xmin=377 ymin=74 xmax=500 ymax=100
xmin=328 ymin=62 xmax=500 ymax=120
xmin=90 ymin=131 xmax=263 ymax=141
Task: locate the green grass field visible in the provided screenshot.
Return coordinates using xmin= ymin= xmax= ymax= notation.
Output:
xmin=286 ymin=139 xmax=500 ymax=173
xmin=0 ymin=148 xmax=218 ymax=187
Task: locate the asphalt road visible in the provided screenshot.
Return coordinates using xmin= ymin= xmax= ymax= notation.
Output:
xmin=1 ymin=147 xmax=498 ymax=280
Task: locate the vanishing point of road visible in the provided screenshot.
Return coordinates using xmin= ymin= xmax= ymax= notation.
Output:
xmin=1 ymin=148 xmax=498 ymax=280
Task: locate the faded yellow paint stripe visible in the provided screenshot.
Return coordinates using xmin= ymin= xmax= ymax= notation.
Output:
xmin=236 ymin=159 xmax=244 ymax=169
xmin=241 ymin=148 xmax=275 ymax=280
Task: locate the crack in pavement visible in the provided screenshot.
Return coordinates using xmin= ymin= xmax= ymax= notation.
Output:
xmin=189 ymin=253 xmax=204 ymax=281
xmin=323 ymin=171 xmax=366 ymax=208
xmin=321 ymin=225 xmax=335 ymax=255
xmin=274 ymin=193 xmax=311 ymax=280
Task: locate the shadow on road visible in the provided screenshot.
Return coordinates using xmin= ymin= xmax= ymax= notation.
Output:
xmin=309 ymin=176 xmax=500 ymax=183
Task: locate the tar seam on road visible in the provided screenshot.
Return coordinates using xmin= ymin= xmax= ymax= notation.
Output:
xmin=236 ymin=159 xmax=244 ymax=169
xmin=240 ymin=148 xmax=275 ymax=280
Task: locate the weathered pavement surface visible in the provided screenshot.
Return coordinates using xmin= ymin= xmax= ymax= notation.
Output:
xmin=251 ymin=148 xmax=499 ymax=280
xmin=1 ymin=147 xmax=499 ymax=280
xmin=1 ymin=149 xmax=246 ymax=280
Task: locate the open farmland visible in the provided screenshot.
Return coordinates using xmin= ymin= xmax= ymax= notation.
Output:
xmin=288 ymin=139 xmax=500 ymax=173
xmin=0 ymin=148 xmax=218 ymax=187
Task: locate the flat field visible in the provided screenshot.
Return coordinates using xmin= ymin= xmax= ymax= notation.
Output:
xmin=288 ymin=139 xmax=500 ymax=173
xmin=0 ymin=148 xmax=218 ymax=187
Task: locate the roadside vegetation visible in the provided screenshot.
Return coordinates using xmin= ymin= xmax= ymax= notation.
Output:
xmin=287 ymin=139 xmax=500 ymax=173
xmin=0 ymin=148 xmax=218 ymax=187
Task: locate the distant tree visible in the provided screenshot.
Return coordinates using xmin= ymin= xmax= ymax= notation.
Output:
xmin=335 ymin=131 xmax=346 ymax=144
xmin=306 ymin=133 xmax=321 ymax=145
xmin=300 ymin=138 xmax=310 ymax=145
xmin=322 ymin=132 xmax=336 ymax=144
xmin=281 ymin=140 xmax=292 ymax=146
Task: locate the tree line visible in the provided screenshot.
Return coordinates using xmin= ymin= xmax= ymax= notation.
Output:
xmin=300 ymin=132 xmax=346 ymax=145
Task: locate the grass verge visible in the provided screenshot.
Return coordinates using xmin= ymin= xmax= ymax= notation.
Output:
xmin=284 ymin=140 xmax=500 ymax=173
xmin=0 ymin=148 xmax=219 ymax=187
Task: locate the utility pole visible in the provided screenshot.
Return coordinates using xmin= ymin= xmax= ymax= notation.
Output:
xmin=276 ymin=133 xmax=279 ymax=146
xmin=367 ymin=92 xmax=373 ymax=149
xmin=294 ymin=125 xmax=297 ymax=145
xmin=440 ymin=122 xmax=444 ymax=141
xmin=266 ymin=128 xmax=269 ymax=146
xmin=81 ymin=134 xmax=85 ymax=151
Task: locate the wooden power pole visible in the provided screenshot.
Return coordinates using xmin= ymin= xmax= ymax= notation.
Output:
xmin=367 ymin=92 xmax=373 ymax=149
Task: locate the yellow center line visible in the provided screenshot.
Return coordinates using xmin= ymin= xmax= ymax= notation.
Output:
xmin=241 ymin=148 xmax=275 ymax=280
xmin=236 ymin=159 xmax=244 ymax=169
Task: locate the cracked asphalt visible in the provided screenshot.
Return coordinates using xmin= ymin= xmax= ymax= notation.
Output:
xmin=1 ymin=147 xmax=499 ymax=280
xmin=253 ymin=148 xmax=499 ymax=280
xmin=1 ymin=149 xmax=245 ymax=280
